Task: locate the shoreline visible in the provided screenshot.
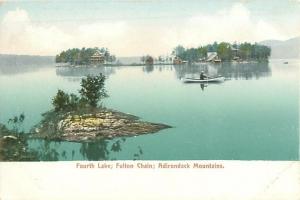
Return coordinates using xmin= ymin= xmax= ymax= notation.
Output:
xmin=55 ymin=60 xmax=269 ymax=68
xmin=30 ymin=108 xmax=172 ymax=143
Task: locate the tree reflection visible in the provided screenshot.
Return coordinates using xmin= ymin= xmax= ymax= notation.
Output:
xmin=56 ymin=66 xmax=116 ymax=81
xmin=218 ymin=62 xmax=271 ymax=79
xmin=35 ymin=140 xmax=60 ymax=161
xmin=79 ymin=137 xmax=144 ymax=161
xmin=174 ymin=62 xmax=271 ymax=80
xmin=143 ymin=65 xmax=154 ymax=73
xmin=0 ymin=55 xmax=54 ymax=75
xmin=133 ymin=146 xmax=143 ymax=160
xmin=80 ymin=139 xmax=110 ymax=160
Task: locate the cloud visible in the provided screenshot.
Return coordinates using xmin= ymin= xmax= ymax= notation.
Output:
xmin=0 ymin=8 xmax=72 ymax=55
xmin=0 ymin=4 xmax=298 ymax=56
xmin=177 ymin=3 xmax=286 ymax=47
xmin=0 ymin=0 xmax=6 ymax=7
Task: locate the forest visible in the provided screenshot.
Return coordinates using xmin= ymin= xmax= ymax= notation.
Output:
xmin=55 ymin=47 xmax=116 ymax=65
xmin=173 ymin=42 xmax=271 ymax=63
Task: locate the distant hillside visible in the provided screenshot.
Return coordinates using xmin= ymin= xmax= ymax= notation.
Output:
xmin=0 ymin=54 xmax=54 ymax=67
xmin=0 ymin=54 xmax=55 ymax=75
xmin=260 ymin=37 xmax=300 ymax=59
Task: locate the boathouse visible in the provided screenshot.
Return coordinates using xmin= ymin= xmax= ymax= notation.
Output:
xmin=206 ymin=52 xmax=220 ymax=62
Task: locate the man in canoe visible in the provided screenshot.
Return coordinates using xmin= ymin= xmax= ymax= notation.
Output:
xmin=200 ymin=71 xmax=208 ymax=80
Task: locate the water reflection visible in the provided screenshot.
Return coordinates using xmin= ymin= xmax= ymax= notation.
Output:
xmin=0 ymin=55 xmax=54 ymax=75
xmin=142 ymin=65 xmax=154 ymax=73
xmin=218 ymin=62 xmax=272 ymax=79
xmin=55 ymin=62 xmax=271 ymax=82
xmin=133 ymin=146 xmax=143 ymax=160
xmin=3 ymin=58 xmax=295 ymax=161
xmin=29 ymin=137 xmax=144 ymax=161
xmin=200 ymin=83 xmax=206 ymax=91
xmin=34 ymin=140 xmax=60 ymax=161
xmin=172 ymin=62 xmax=271 ymax=80
xmin=142 ymin=65 xmax=173 ymax=73
xmin=80 ymin=138 xmax=143 ymax=160
xmin=80 ymin=140 xmax=109 ymax=160
xmin=56 ymin=66 xmax=116 ymax=81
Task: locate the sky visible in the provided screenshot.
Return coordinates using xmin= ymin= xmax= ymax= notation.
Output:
xmin=0 ymin=0 xmax=299 ymax=56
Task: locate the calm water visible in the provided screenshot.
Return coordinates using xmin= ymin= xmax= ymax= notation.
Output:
xmin=0 ymin=60 xmax=299 ymax=160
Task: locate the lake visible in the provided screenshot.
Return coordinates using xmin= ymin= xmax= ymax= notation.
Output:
xmin=0 ymin=59 xmax=299 ymax=160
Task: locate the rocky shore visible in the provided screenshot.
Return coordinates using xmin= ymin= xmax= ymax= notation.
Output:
xmin=31 ymin=109 xmax=171 ymax=142
xmin=0 ymin=124 xmax=38 ymax=161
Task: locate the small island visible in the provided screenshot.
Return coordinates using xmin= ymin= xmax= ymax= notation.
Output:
xmin=0 ymin=74 xmax=171 ymax=160
xmin=55 ymin=47 xmax=117 ymax=67
xmin=30 ymin=74 xmax=171 ymax=142
xmin=32 ymin=109 xmax=171 ymax=142
xmin=170 ymin=42 xmax=271 ymax=64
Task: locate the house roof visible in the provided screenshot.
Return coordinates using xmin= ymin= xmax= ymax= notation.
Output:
xmin=91 ymin=51 xmax=104 ymax=58
xmin=206 ymin=52 xmax=218 ymax=61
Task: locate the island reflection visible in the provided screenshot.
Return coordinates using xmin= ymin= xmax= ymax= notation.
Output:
xmin=174 ymin=62 xmax=271 ymax=80
xmin=28 ymin=137 xmax=144 ymax=161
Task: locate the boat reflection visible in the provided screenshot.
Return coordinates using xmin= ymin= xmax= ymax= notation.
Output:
xmin=200 ymin=83 xmax=206 ymax=91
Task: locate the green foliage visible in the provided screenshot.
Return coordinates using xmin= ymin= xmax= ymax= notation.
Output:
xmin=52 ymin=90 xmax=70 ymax=111
xmin=217 ymin=42 xmax=232 ymax=61
xmin=79 ymin=74 xmax=108 ymax=107
xmin=8 ymin=113 xmax=25 ymax=133
xmin=8 ymin=113 xmax=25 ymax=124
xmin=55 ymin=47 xmax=116 ymax=65
xmin=198 ymin=46 xmax=208 ymax=58
xmin=0 ymin=130 xmax=38 ymax=161
xmin=172 ymin=45 xmax=185 ymax=57
xmin=205 ymin=42 xmax=218 ymax=52
xmin=141 ymin=55 xmax=154 ymax=64
xmin=0 ymin=115 xmax=39 ymax=161
xmin=172 ymin=42 xmax=270 ymax=63
xmin=184 ymin=48 xmax=200 ymax=63
xmin=68 ymin=93 xmax=80 ymax=110
xmin=52 ymin=74 xmax=108 ymax=112
xmin=237 ymin=42 xmax=271 ymax=61
xmin=173 ymin=45 xmax=208 ymax=63
xmin=239 ymin=42 xmax=252 ymax=59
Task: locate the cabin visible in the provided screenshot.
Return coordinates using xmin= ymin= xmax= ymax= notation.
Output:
xmin=90 ymin=51 xmax=105 ymax=64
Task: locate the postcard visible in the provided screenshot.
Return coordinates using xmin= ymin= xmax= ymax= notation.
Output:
xmin=0 ymin=0 xmax=299 ymax=199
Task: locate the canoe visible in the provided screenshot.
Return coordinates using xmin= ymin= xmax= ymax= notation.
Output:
xmin=183 ymin=76 xmax=225 ymax=83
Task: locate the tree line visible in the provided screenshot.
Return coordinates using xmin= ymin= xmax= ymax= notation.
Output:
xmin=172 ymin=42 xmax=271 ymax=63
xmin=55 ymin=47 xmax=116 ymax=65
